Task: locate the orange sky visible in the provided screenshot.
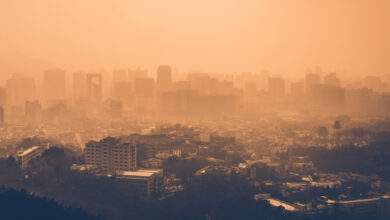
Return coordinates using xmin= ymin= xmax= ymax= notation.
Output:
xmin=0 ymin=0 xmax=388 ymax=79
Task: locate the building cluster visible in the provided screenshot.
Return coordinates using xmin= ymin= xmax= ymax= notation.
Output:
xmin=0 ymin=66 xmax=389 ymax=128
xmin=84 ymin=136 xmax=165 ymax=197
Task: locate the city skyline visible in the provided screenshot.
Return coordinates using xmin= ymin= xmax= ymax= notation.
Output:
xmin=0 ymin=1 xmax=389 ymax=220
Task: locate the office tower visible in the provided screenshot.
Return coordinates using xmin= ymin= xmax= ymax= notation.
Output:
xmin=346 ymin=88 xmax=374 ymax=115
xmin=86 ymin=74 xmax=103 ymax=102
xmin=362 ymin=76 xmax=386 ymax=92
xmin=113 ymin=69 xmax=131 ymax=102
xmin=324 ymin=72 xmax=340 ymax=87
xmin=305 ymin=73 xmax=321 ymax=95
xmin=187 ymin=73 xmax=218 ymax=95
xmin=106 ymin=99 xmax=123 ymax=118
xmin=25 ymin=100 xmax=42 ymax=125
xmin=113 ymin=82 xmax=131 ymax=102
xmin=85 ymin=138 xmax=137 ymax=173
xmin=217 ymin=81 xmax=234 ymax=95
xmin=6 ymin=74 xmax=36 ymax=107
xmin=317 ymin=85 xmax=346 ymax=112
xmin=43 ymin=69 xmax=66 ymax=102
xmin=290 ymin=82 xmax=304 ymax=97
xmin=134 ymin=77 xmax=155 ymax=98
xmin=0 ymin=106 xmax=4 ymax=127
xmin=173 ymin=81 xmax=191 ymax=91
xmin=128 ymin=68 xmax=148 ymax=82
xmin=113 ymin=69 xmax=128 ymax=82
xmin=0 ymin=87 xmax=6 ymax=108
xmin=268 ymin=76 xmax=286 ymax=97
xmin=244 ymin=82 xmax=257 ymax=97
xmin=73 ymin=72 xmax=87 ymax=100
xmin=156 ymin=65 xmax=172 ymax=93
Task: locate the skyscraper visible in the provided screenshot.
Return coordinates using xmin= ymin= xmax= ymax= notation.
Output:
xmin=268 ymin=76 xmax=285 ymax=97
xmin=73 ymin=72 xmax=87 ymax=101
xmin=113 ymin=69 xmax=128 ymax=82
xmin=324 ymin=72 xmax=341 ymax=87
xmin=305 ymin=73 xmax=321 ymax=95
xmin=156 ymin=65 xmax=172 ymax=93
xmin=43 ymin=69 xmax=66 ymax=102
xmin=25 ymin=100 xmax=42 ymax=125
xmin=128 ymin=68 xmax=148 ymax=83
xmin=0 ymin=87 xmax=6 ymax=108
xmin=134 ymin=77 xmax=155 ymax=98
xmin=290 ymin=82 xmax=304 ymax=97
xmin=86 ymin=74 xmax=103 ymax=102
xmin=0 ymin=106 xmax=4 ymax=127
xmin=6 ymin=74 xmax=36 ymax=107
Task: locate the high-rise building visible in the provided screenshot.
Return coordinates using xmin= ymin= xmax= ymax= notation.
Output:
xmin=244 ymin=82 xmax=257 ymax=97
xmin=290 ymin=82 xmax=304 ymax=97
xmin=268 ymin=76 xmax=285 ymax=97
xmin=6 ymin=74 xmax=36 ymax=107
xmin=0 ymin=106 xmax=4 ymax=127
xmin=0 ymin=87 xmax=6 ymax=108
xmin=86 ymin=74 xmax=103 ymax=102
xmin=73 ymin=72 xmax=87 ymax=101
xmin=113 ymin=82 xmax=131 ymax=102
xmin=134 ymin=77 xmax=155 ymax=98
xmin=128 ymin=68 xmax=148 ymax=82
xmin=43 ymin=69 xmax=66 ymax=102
xmin=305 ymin=73 xmax=321 ymax=95
xmin=25 ymin=100 xmax=42 ymax=125
xmin=317 ymin=85 xmax=346 ymax=112
xmin=156 ymin=65 xmax=172 ymax=93
xmin=113 ymin=69 xmax=128 ymax=82
xmin=324 ymin=72 xmax=340 ymax=87
xmin=85 ymin=137 xmax=137 ymax=173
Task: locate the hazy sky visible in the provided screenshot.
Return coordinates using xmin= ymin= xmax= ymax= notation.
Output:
xmin=0 ymin=0 xmax=388 ymax=79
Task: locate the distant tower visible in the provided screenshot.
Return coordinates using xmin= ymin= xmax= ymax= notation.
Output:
xmin=113 ymin=69 xmax=128 ymax=82
xmin=134 ymin=78 xmax=155 ymax=98
xmin=0 ymin=87 xmax=6 ymax=108
xmin=156 ymin=65 xmax=172 ymax=93
xmin=0 ymin=106 xmax=4 ymax=127
xmin=43 ymin=69 xmax=66 ymax=102
xmin=73 ymin=72 xmax=87 ymax=101
xmin=128 ymin=68 xmax=148 ymax=83
xmin=305 ymin=73 xmax=321 ymax=95
xmin=268 ymin=76 xmax=285 ymax=97
xmin=324 ymin=72 xmax=340 ymax=87
xmin=86 ymin=74 xmax=103 ymax=102
xmin=112 ymin=69 xmax=131 ymax=102
xmin=290 ymin=82 xmax=304 ymax=97
xmin=6 ymin=73 xmax=36 ymax=107
xmin=25 ymin=100 xmax=42 ymax=125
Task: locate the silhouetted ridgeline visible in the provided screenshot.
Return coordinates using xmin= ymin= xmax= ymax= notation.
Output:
xmin=0 ymin=188 xmax=102 ymax=220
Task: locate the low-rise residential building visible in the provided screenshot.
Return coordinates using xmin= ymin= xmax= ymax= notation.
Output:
xmin=116 ymin=169 xmax=163 ymax=197
xmin=16 ymin=146 xmax=44 ymax=169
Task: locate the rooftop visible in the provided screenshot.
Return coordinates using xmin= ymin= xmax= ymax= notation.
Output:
xmin=17 ymin=146 xmax=41 ymax=157
xmin=267 ymin=198 xmax=297 ymax=212
xmin=117 ymin=169 xmax=162 ymax=178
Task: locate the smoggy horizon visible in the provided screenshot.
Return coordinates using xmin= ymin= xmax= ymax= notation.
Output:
xmin=1 ymin=0 xmax=388 ymax=83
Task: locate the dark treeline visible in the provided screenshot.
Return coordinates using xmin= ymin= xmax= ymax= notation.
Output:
xmin=0 ymin=188 xmax=102 ymax=220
